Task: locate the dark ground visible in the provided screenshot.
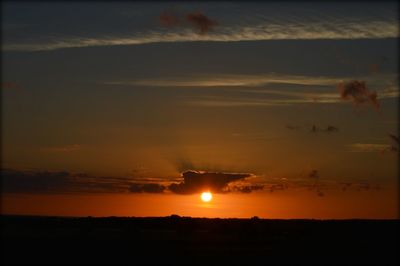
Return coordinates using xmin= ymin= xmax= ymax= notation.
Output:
xmin=0 ymin=215 xmax=399 ymax=265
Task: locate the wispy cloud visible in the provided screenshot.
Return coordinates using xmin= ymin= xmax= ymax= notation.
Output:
xmin=126 ymin=73 xmax=397 ymax=107
xmin=3 ymin=20 xmax=397 ymax=52
xmin=104 ymin=74 xmax=342 ymax=87
xmin=347 ymin=143 xmax=391 ymax=153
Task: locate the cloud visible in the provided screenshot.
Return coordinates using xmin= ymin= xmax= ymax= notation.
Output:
xmin=337 ymin=80 xmax=380 ymax=111
xmin=339 ymin=182 xmax=381 ymax=192
xmin=0 ymin=168 xmax=165 ymax=194
xmin=106 ymin=74 xmax=342 ymax=88
xmin=186 ymin=12 xmax=217 ymax=34
xmin=383 ymin=133 xmax=399 ymax=154
xmin=388 ymin=133 xmax=399 ymax=145
xmin=159 ymin=10 xmax=217 ymax=34
xmin=229 ymin=185 xmax=264 ymax=193
xmin=129 ymin=183 xmax=165 ymax=193
xmin=1 ymin=169 xmax=74 ymax=194
xmin=104 ymin=73 xmax=398 ymax=108
xmin=309 ymin=170 xmax=319 ymax=179
xmin=307 ymin=169 xmax=326 ymax=197
xmin=159 ymin=11 xmax=180 ymax=27
xmin=286 ymin=124 xmax=339 ymax=133
xmin=3 ymin=19 xmax=397 ymax=52
xmin=168 ymin=170 xmax=251 ymax=194
xmin=325 ymin=126 xmax=339 ymax=133
xmin=348 ymin=143 xmax=391 ymax=153
xmin=310 ymin=125 xmax=340 ymax=133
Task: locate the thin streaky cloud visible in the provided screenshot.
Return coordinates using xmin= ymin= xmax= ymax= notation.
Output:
xmin=185 ymin=98 xmax=342 ymax=107
xmin=104 ymin=73 xmax=398 ymax=89
xmin=347 ymin=143 xmax=391 ymax=153
xmin=3 ymin=20 xmax=398 ymax=52
xmin=104 ymin=74 xmax=344 ymax=87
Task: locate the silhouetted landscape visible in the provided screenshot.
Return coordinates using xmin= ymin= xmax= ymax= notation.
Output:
xmin=1 ymin=215 xmax=398 ymax=264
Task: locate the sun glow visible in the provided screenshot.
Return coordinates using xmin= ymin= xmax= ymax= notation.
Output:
xmin=201 ymin=192 xmax=213 ymax=202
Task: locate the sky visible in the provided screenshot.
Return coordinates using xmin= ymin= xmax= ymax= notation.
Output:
xmin=1 ymin=1 xmax=399 ymax=219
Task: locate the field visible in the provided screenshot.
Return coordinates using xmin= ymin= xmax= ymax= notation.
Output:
xmin=1 ymin=215 xmax=398 ymax=264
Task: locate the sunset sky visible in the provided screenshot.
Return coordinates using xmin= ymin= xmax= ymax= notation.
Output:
xmin=1 ymin=1 xmax=399 ymax=219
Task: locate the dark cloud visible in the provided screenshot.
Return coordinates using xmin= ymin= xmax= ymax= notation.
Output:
xmin=337 ymin=80 xmax=380 ymax=111
xmin=386 ymin=133 xmax=399 ymax=153
xmin=311 ymin=125 xmax=318 ymax=133
xmin=129 ymin=183 xmax=165 ymax=193
xmin=186 ymin=12 xmax=217 ymax=34
xmin=309 ymin=170 xmax=319 ymax=179
xmin=1 ymin=169 xmax=71 ymax=193
xmin=159 ymin=11 xmax=180 ymax=27
xmin=159 ymin=10 xmax=217 ymax=34
xmin=325 ymin=125 xmax=339 ymax=133
xmin=168 ymin=171 xmax=251 ymax=194
xmin=230 ymin=185 xmax=264 ymax=193
xmin=0 ymin=168 xmax=164 ymax=194
xmin=310 ymin=125 xmax=339 ymax=133
xmin=339 ymin=182 xmax=381 ymax=192
xmin=308 ymin=169 xmax=325 ymax=197
xmin=388 ymin=133 xmax=399 ymax=146
xmin=287 ymin=124 xmax=339 ymax=133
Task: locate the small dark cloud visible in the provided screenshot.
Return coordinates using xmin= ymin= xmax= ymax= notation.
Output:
xmin=159 ymin=11 xmax=180 ymax=27
xmin=186 ymin=12 xmax=217 ymax=34
xmin=129 ymin=183 xmax=165 ymax=193
xmin=309 ymin=125 xmax=339 ymax=133
xmin=339 ymin=182 xmax=381 ymax=192
xmin=159 ymin=10 xmax=217 ymax=34
xmin=230 ymin=185 xmax=264 ymax=193
xmin=310 ymin=125 xmax=318 ymax=133
xmin=337 ymin=80 xmax=380 ymax=111
xmin=169 ymin=171 xmax=251 ymax=194
xmin=385 ymin=133 xmax=399 ymax=153
xmin=308 ymin=169 xmax=325 ymax=197
xmin=287 ymin=124 xmax=339 ymax=133
xmin=309 ymin=170 xmax=319 ymax=179
xmin=325 ymin=125 xmax=339 ymax=133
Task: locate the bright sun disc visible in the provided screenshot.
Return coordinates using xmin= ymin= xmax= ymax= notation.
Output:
xmin=201 ymin=192 xmax=212 ymax=202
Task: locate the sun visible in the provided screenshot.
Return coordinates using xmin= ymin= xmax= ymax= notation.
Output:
xmin=201 ymin=192 xmax=213 ymax=202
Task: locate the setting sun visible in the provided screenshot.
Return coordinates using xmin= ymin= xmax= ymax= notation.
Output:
xmin=201 ymin=192 xmax=212 ymax=202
